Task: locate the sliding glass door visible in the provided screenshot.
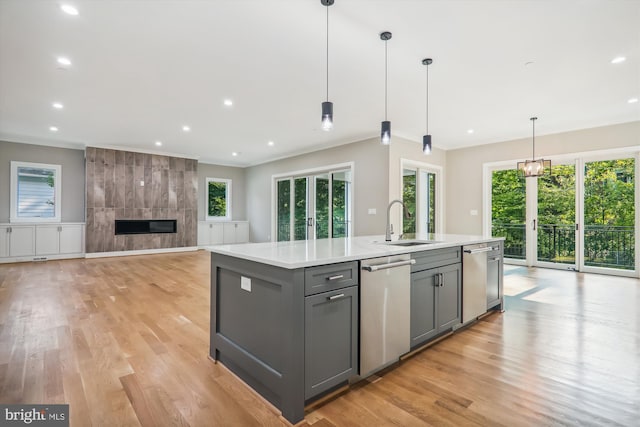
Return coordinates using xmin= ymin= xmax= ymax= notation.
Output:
xmin=535 ymin=161 xmax=577 ymax=269
xmin=489 ymin=152 xmax=637 ymax=276
xmin=276 ymin=169 xmax=352 ymax=241
xmin=583 ymin=157 xmax=635 ymax=272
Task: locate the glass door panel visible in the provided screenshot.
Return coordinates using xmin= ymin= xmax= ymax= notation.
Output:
xmin=424 ymin=171 xmax=436 ymax=233
xmin=331 ymin=171 xmax=351 ymax=238
xmin=402 ymin=169 xmax=417 ymax=234
xmin=584 ymin=158 xmax=635 ymax=270
xmin=315 ymin=174 xmax=330 ymax=239
xmin=537 ymin=163 xmax=576 ymax=266
xmin=277 ymin=179 xmax=291 ymax=242
xmin=491 ymin=169 xmax=526 ymax=260
xmin=293 ymin=178 xmax=308 ymax=240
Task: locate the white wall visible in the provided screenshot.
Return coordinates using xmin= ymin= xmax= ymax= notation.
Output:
xmin=198 ymin=162 xmax=246 ymax=221
xmin=245 ymin=138 xmax=389 ymax=242
xmin=446 ymin=121 xmax=640 ymax=235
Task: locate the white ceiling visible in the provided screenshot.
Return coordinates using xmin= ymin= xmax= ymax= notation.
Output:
xmin=1 ymin=0 xmax=639 ymax=166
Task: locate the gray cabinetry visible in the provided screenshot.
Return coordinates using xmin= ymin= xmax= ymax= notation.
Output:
xmin=305 ymin=285 xmax=358 ymax=399
xmin=410 ymin=248 xmax=462 ymax=348
xmin=487 ymin=242 xmax=504 ymax=309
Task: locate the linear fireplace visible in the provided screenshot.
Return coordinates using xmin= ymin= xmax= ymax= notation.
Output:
xmin=115 ymin=219 xmax=177 ymax=235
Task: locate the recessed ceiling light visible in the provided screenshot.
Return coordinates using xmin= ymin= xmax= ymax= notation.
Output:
xmin=52 ymin=102 xmax=64 ymax=109
xmin=629 ymin=98 xmax=639 ymax=104
xmin=56 ymin=56 xmax=71 ymax=66
xmin=611 ymin=56 xmax=626 ymax=64
xmin=60 ymin=4 xmax=79 ymax=15
xmin=467 ymin=129 xmax=474 ymax=134
xmin=182 ymin=125 xmax=191 ymax=132
xmin=49 ymin=126 xmax=59 ymax=132
xmin=231 ymin=152 xmax=238 ymax=156
xmin=223 ymin=99 xmax=233 ymax=107
xmin=268 ymin=140 xmax=275 ymax=146
xmin=155 ymin=141 xmax=162 ymax=146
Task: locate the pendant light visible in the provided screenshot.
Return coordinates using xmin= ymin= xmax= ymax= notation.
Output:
xmin=320 ymin=0 xmax=334 ymax=131
xmin=517 ymin=117 xmax=551 ymax=177
xmin=422 ymin=58 xmax=433 ymax=154
xmin=380 ymin=31 xmax=392 ymax=145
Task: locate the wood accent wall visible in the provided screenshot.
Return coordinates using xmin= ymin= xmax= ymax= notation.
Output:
xmin=85 ymin=147 xmax=198 ymax=253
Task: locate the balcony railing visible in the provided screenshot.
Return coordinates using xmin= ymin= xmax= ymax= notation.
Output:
xmin=492 ymin=223 xmax=635 ymax=270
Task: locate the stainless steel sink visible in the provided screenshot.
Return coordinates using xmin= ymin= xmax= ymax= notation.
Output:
xmin=378 ymin=240 xmax=439 ymax=246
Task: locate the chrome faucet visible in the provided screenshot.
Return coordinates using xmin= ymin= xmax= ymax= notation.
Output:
xmin=385 ymin=199 xmax=411 ymax=241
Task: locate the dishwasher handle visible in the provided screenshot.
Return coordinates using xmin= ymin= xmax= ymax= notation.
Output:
xmin=463 ymin=247 xmax=493 ymax=254
xmin=361 ymin=259 xmax=416 ymax=272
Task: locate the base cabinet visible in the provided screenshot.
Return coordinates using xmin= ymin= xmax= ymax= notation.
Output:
xmin=0 ymin=223 xmax=84 ymax=262
xmin=410 ymin=263 xmax=461 ymax=347
xmin=304 ymin=285 xmax=358 ymax=399
xmin=198 ymin=221 xmax=249 ymax=245
xmin=8 ymin=226 xmax=36 ymax=257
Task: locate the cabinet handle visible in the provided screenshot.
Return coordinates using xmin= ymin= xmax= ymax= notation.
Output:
xmin=328 ymin=293 xmax=345 ymax=301
xmin=326 ymin=274 xmax=344 ymax=281
xmin=440 ymin=273 xmax=444 ymax=287
xmin=434 ymin=273 xmax=440 ymax=287
xmin=8 ymin=227 xmax=11 ymax=233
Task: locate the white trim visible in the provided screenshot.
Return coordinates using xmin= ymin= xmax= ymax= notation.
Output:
xmin=0 ymin=253 xmax=85 ymax=264
xmin=271 ymin=161 xmax=355 ymax=180
xmin=205 ymin=177 xmax=232 ymax=221
xmin=85 ymin=246 xmax=198 ymax=259
xmin=10 ymin=161 xmax=62 ymax=223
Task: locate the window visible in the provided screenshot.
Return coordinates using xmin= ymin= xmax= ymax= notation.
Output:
xmin=10 ymin=161 xmax=62 ymax=223
xmin=400 ymin=160 xmax=442 ymax=235
xmin=206 ymin=178 xmax=231 ymax=220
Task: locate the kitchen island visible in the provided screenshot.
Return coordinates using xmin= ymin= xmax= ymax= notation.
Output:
xmin=208 ymin=234 xmax=504 ymax=424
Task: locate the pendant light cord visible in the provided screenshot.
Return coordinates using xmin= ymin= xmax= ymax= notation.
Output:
xmin=326 ymin=5 xmax=329 ymax=102
xmin=425 ymin=63 xmax=429 ymax=134
xmin=532 ymin=118 xmax=536 ymax=159
xmin=384 ymin=40 xmax=388 ymax=120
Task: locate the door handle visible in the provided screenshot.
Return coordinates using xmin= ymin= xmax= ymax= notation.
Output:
xmin=532 ymin=219 xmax=537 ymax=231
xmin=328 ymin=293 xmax=345 ymax=301
xmin=575 ymin=223 xmax=579 ymax=231
xmin=307 ymin=217 xmax=314 ymax=227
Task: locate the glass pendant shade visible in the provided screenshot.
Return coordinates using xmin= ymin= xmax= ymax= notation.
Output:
xmin=422 ymin=134 xmax=432 ymax=154
xmin=321 ymin=101 xmax=334 ymax=131
xmin=381 ymin=121 xmax=391 ymax=145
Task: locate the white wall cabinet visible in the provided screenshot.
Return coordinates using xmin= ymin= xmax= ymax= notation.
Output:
xmin=0 ymin=223 xmax=84 ymax=263
xmin=198 ymin=221 xmax=249 ymax=245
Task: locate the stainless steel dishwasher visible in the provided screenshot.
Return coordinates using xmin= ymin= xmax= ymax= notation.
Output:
xmin=360 ymin=254 xmax=415 ymax=378
xmin=462 ymin=243 xmax=492 ymax=323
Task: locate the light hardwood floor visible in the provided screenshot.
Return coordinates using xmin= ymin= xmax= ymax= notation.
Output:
xmin=1 ymin=252 xmax=638 ymax=426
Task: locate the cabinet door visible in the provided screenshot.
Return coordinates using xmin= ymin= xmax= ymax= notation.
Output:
xmin=197 ymin=222 xmax=210 ymax=246
xmin=59 ymin=225 xmax=84 ymax=254
xmin=235 ymin=222 xmax=249 ymax=243
xmin=36 ymin=225 xmax=60 ymax=255
xmin=410 ymin=268 xmax=438 ymax=347
xmin=210 ymin=223 xmax=224 ymax=244
xmin=0 ymin=228 xmax=9 ymax=258
xmin=9 ymin=226 xmax=35 ymax=257
xmin=305 ymin=286 xmax=358 ymax=399
xmin=437 ymin=263 xmax=462 ymax=332
xmin=222 ymin=222 xmax=237 ymax=244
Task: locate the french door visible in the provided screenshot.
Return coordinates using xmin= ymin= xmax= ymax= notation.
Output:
xmin=401 ymin=161 xmax=442 ymax=235
xmin=489 ymin=152 xmax=637 ymax=276
xmin=276 ymin=169 xmax=352 ymax=241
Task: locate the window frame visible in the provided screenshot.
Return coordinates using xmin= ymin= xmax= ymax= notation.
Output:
xmin=10 ymin=161 xmax=62 ymax=223
xmin=206 ymin=177 xmax=232 ymax=221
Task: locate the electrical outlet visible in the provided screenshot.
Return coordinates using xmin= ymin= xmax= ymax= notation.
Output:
xmin=241 ymin=276 xmax=251 ymax=292
xmin=368 ymin=208 xmax=377 ymax=215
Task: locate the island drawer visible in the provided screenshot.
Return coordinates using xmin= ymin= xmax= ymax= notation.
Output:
xmin=305 ymin=261 xmax=358 ymax=296
xmin=411 ymin=246 xmax=461 ymax=273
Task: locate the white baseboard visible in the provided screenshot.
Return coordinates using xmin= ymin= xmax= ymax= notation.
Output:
xmin=0 ymin=253 xmax=85 ymax=264
xmin=84 ymin=246 xmax=198 ymax=259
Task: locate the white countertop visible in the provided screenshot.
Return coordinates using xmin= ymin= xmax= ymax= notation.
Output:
xmin=206 ymin=233 xmax=504 ymax=269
